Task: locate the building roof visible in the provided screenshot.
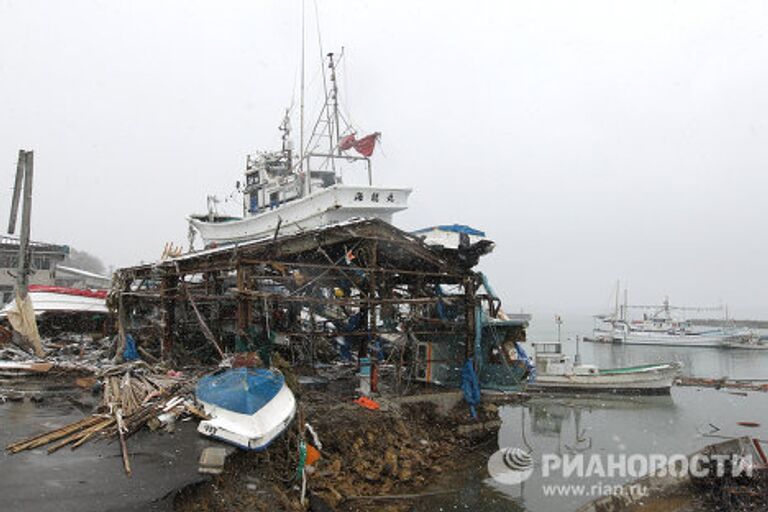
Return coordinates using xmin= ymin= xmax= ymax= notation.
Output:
xmin=56 ymin=265 xmax=111 ymax=282
xmin=0 ymin=234 xmax=69 ymax=253
xmin=412 ymin=224 xmax=487 ymax=237
xmin=117 ymin=218 xmax=469 ymax=280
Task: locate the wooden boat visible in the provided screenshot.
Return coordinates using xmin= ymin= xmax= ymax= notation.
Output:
xmin=195 ymin=367 xmax=296 ymax=451
xmin=528 ymin=342 xmax=681 ymax=395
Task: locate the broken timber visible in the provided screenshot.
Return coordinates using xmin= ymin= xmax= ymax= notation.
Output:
xmin=111 ymin=219 xmax=501 ymax=381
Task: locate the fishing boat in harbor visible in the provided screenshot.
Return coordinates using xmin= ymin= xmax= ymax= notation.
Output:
xmin=529 ymin=341 xmax=681 ymax=394
xmin=196 ymin=367 xmax=296 ymax=451
xmin=189 ymin=53 xmax=410 ymax=247
xmin=584 ymin=288 xmax=750 ymax=348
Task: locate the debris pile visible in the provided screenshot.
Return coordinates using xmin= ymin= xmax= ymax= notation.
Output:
xmin=5 ymin=362 xmax=204 ymax=474
xmin=678 ymin=376 xmax=768 ymax=393
xmin=690 ymin=437 xmax=768 ymax=512
xmin=174 ymin=389 xmax=508 ymax=512
xmin=0 ymin=334 xmax=114 ymax=375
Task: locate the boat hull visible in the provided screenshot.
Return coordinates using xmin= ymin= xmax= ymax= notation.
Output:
xmin=196 ymin=371 xmax=297 ymax=451
xmin=190 ymin=184 xmax=411 ymax=246
xmin=530 ymin=363 xmax=680 ymax=395
xmin=585 ymin=332 xmax=746 ymax=348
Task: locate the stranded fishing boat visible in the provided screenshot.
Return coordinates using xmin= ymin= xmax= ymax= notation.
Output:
xmin=529 ymin=341 xmax=681 ymax=394
xmin=196 ymin=367 xmax=296 ymax=451
xmin=189 ymin=53 xmax=410 ymax=247
xmin=0 ymin=286 xmax=108 ymax=317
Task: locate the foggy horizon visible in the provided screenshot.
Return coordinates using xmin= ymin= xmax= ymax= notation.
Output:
xmin=1 ymin=0 xmax=766 ymax=319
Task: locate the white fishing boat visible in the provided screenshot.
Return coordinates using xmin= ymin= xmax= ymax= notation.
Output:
xmin=584 ymin=286 xmax=750 ymax=348
xmin=196 ymin=367 xmax=296 ymax=451
xmin=189 ymin=53 xmax=410 ymax=248
xmin=529 ymin=341 xmax=681 ymax=394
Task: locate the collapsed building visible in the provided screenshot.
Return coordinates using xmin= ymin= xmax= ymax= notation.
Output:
xmin=111 ymin=219 xmax=532 ymax=392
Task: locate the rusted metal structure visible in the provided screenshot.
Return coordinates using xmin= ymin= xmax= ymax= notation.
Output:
xmin=111 ymin=219 xmax=528 ymax=390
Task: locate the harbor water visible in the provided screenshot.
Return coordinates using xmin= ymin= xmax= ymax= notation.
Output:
xmin=409 ymin=314 xmax=768 ymax=511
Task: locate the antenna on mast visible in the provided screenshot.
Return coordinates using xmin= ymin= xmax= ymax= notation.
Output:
xmin=328 ymin=52 xmax=341 ymax=155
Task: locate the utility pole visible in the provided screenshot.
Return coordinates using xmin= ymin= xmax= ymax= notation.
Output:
xmin=7 ymin=150 xmax=24 ymax=234
xmin=9 ymin=150 xmax=44 ymax=357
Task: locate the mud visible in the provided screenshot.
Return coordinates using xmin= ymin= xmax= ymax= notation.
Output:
xmin=174 ymin=388 xmax=514 ymax=512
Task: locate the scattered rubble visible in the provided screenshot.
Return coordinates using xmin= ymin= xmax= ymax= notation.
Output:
xmin=677 ymin=376 xmax=768 ymax=393
xmin=174 ymin=384 xmax=517 ymax=512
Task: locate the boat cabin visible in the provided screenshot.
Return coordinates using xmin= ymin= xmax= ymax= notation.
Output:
xmin=532 ymin=342 xmax=598 ymax=376
xmin=244 ymin=150 xmax=301 ymax=214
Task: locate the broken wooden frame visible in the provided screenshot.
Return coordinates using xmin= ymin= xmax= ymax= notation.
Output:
xmin=111 ymin=219 xmax=504 ymax=390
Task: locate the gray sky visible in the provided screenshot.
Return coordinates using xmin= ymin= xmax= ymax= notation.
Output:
xmin=1 ymin=1 xmax=767 ymax=319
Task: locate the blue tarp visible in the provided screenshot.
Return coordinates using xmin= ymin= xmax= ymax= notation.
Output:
xmin=412 ymin=224 xmax=486 ymax=237
xmin=461 ymin=358 xmax=481 ymax=419
xmin=515 ymin=343 xmax=537 ymax=383
xmin=196 ymin=368 xmax=284 ymax=415
xmin=123 ymin=334 xmax=139 ymax=361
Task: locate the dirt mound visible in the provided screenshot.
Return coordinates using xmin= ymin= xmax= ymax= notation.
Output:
xmin=174 ymin=393 xmax=503 ymax=512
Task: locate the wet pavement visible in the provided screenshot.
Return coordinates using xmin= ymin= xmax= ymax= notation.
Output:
xmin=0 ymin=378 xmax=210 ymax=512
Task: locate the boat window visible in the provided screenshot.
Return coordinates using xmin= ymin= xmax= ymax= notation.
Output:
xmin=249 ymin=194 xmax=259 ymax=214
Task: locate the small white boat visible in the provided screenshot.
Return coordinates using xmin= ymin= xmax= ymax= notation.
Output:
xmin=722 ymin=337 xmax=768 ymax=350
xmin=529 ymin=342 xmax=681 ymax=395
xmin=196 ymin=367 xmax=296 ymax=451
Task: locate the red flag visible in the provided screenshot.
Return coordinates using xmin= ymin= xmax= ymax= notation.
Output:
xmin=353 ymin=132 xmax=380 ymax=157
xmin=338 ymin=133 xmax=356 ymax=150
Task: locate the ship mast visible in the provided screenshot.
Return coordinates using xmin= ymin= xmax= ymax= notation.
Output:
xmin=328 ymin=52 xmax=341 ymax=155
xmin=300 ymin=0 xmax=308 ymax=197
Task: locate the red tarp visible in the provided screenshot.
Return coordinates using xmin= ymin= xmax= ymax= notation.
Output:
xmin=28 ymin=285 xmax=108 ymax=299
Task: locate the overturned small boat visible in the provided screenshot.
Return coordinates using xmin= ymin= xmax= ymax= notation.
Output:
xmin=196 ymin=367 xmax=296 ymax=451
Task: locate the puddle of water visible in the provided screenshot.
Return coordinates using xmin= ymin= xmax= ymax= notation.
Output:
xmin=0 ymin=379 xmax=208 ymax=512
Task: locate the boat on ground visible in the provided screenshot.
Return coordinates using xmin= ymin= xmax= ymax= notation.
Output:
xmin=189 ymin=52 xmax=410 ymax=248
xmin=0 ymin=286 xmax=108 ymax=317
xmin=528 ymin=341 xmax=681 ymax=394
xmin=196 ymin=367 xmax=296 ymax=451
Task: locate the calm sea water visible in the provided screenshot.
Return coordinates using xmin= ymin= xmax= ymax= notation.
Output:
xmin=411 ymin=315 xmax=768 ymax=512
xmin=525 ymin=314 xmax=768 ymax=380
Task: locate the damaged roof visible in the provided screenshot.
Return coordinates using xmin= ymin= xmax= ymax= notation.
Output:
xmin=118 ymin=218 xmax=490 ymax=279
